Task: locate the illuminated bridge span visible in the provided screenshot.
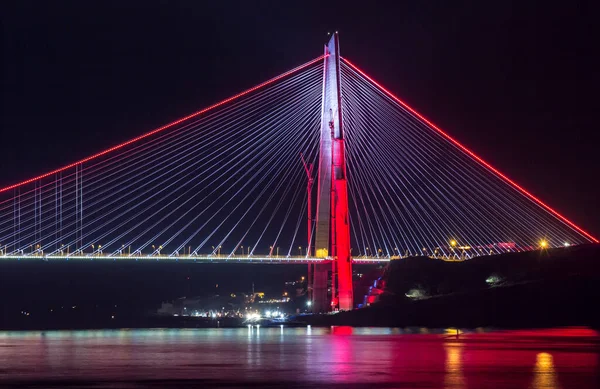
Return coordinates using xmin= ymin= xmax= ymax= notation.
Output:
xmin=0 ymin=34 xmax=596 ymax=311
xmin=0 ymin=254 xmax=388 ymax=265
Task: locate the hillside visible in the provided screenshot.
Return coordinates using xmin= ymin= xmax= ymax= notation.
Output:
xmin=305 ymin=244 xmax=600 ymax=328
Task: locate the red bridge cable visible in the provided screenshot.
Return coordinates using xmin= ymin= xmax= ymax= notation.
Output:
xmin=0 ymin=55 xmax=326 ymax=195
xmin=341 ymin=56 xmax=598 ymax=244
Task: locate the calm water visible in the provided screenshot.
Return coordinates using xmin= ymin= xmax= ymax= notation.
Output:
xmin=0 ymin=327 xmax=598 ymax=388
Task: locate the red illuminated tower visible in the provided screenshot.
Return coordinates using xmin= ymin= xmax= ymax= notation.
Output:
xmin=312 ymin=33 xmax=353 ymax=312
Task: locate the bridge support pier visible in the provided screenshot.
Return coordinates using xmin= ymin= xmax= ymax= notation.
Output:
xmin=312 ymin=262 xmax=329 ymax=313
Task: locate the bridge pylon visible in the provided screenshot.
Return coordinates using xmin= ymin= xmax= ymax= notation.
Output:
xmin=312 ymin=33 xmax=353 ymax=312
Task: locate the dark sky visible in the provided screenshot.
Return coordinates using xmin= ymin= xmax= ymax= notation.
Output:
xmin=2 ymin=0 xmax=599 ymax=237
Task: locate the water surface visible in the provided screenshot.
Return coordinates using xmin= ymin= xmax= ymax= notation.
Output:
xmin=0 ymin=327 xmax=598 ymax=388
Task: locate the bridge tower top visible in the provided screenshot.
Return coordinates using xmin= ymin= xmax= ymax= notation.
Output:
xmin=315 ymin=32 xmax=343 ymax=258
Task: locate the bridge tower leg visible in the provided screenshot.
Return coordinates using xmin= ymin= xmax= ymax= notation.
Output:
xmin=313 ymin=33 xmax=353 ymax=312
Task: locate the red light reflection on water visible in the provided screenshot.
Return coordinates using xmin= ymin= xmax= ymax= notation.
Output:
xmin=331 ymin=326 xmax=353 ymax=335
xmin=322 ymin=327 xmax=599 ymax=388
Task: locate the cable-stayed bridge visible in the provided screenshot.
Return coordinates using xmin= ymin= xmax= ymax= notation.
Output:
xmin=0 ymin=34 xmax=596 ymax=311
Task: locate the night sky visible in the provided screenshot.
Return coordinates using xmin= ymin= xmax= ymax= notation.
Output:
xmin=2 ymin=2 xmax=598 ymax=236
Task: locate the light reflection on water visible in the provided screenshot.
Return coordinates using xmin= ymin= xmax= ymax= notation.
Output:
xmin=532 ymin=352 xmax=559 ymax=389
xmin=444 ymin=342 xmax=465 ymax=388
xmin=0 ymin=327 xmax=598 ymax=388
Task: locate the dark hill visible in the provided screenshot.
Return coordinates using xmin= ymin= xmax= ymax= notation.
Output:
xmin=382 ymin=243 xmax=600 ymax=299
xmin=305 ymin=244 xmax=600 ymax=328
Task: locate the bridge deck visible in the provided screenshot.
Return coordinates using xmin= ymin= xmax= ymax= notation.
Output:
xmin=0 ymin=254 xmax=390 ymax=264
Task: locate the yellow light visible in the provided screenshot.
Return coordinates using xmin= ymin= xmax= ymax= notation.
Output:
xmin=450 ymin=240 xmax=457 ymax=247
xmin=316 ymin=248 xmax=328 ymax=258
xmin=540 ymin=240 xmax=548 ymax=249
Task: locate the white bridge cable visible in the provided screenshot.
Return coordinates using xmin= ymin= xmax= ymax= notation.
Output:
xmin=344 ymin=84 xmax=420 ymax=254
xmin=218 ymin=128 xmax=318 ymax=259
xmin=189 ymin=98 xmax=322 ymax=255
xmin=0 ymin=66 xmax=323 ymax=240
xmin=343 ymin=73 xmax=507 ymax=254
xmin=0 ymin=62 xmax=324 ymax=241
xmin=0 ymin=59 xmax=325 ymax=256
xmin=77 ymin=86 xmax=323 ymax=256
xmin=4 ymin=68 xmax=324 ymax=253
xmin=159 ymin=95 xmax=321 ymax=256
xmin=226 ymin=124 xmax=320 ymax=259
xmin=96 ymin=80 xmax=322 ymax=254
xmin=340 ymin=61 xmax=589 ymax=252
xmin=343 ymin=64 xmax=583 ymax=248
xmin=342 ymin=66 xmax=548 ymax=252
xmin=249 ymin=140 xmax=318 ymax=257
xmin=0 ymin=56 xmax=326 ymax=204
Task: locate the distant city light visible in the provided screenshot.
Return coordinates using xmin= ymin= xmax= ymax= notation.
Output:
xmin=563 ymin=242 xmax=570 ymax=247
xmin=306 ymin=301 xmax=312 ymax=307
xmin=257 ymin=297 xmax=290 ymax=303
xmin=540 ymin=240 xmax=548 ymax=249
xmin=246 ymin=312 xmax=260 ymax=321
